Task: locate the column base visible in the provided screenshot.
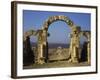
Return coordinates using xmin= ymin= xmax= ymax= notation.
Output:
xmin=35 ymin=57 xmax=45 ymax=64
xmin=72 ymin=57 xmax=79 ymax=63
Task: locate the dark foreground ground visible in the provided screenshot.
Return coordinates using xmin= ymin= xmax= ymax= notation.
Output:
xmin=23 ymin=61 xmax=90 ymax=69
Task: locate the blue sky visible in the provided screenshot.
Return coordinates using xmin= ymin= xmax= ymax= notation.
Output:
xmin=23 ymin=10 xmax=91 ymax=44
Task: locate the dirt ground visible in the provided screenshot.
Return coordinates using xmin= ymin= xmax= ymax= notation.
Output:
xmin=23 ymin=60 xmax=90 ymax=69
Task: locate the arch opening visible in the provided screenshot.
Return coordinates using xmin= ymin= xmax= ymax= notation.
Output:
xmin=47 ymin=21 xmax=71 ymax=62
xmin=79 ymin=31 xmax=91 ymax=63
xmin=23 ymin=36 xmax=36 ymax=66
xmin=23 ymin=30 xmax=38 ymax=66
xmin=79 ymin=36 xmax=88 ymax=62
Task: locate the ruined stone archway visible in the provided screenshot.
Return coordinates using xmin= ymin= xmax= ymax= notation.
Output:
xmin=41 ymin=15 xmax=81 ymax=63
xmin=80 ymin=31 xmax=91 ymax=63
xmin=23 ymin=30 xmax=45 ymax=64
xmin=24 ymin=15 xmax=90 ymax=64
xmin=23 ymin=30 xmax=37 ymax=65
xmin=43 ymin=15 xmax=75 ymax=30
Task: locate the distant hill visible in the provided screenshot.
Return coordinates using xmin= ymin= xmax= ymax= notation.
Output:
xmin=31 ymin=42 xmax=70 ymax=48
xmin=48 ymin=43 xmax=69 ymax=48
xmin=30 ymin=42 xmax=83 ymax=48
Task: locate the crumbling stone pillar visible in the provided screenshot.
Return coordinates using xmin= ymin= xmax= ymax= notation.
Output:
xmin=82 ymin=31 xmax=91 ymax=63
xmin=70 ymin=27 xmax=81 ymax=63
xmin=36 ymin=30 xmax=45 ymax=64
xmin=42 ymin=29 xmax=48 ymax=62
xmin=36 ymin=43 xmax=45 ymax=64
xmin=87 ymin=35 xmax=91 ymax=63
xmin=87 ymin=41 xmax=90 ymax=63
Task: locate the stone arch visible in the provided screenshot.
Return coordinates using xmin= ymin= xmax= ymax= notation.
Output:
xmin=41 ymin=15 xmax=81 ymax=63
xmin=23 ymin=30 xmax=45 ymax=64
xmin=23 ymin=30 xmax=38 ymax=41
xmin=80 ymin=31 xmax=91 ymax=63
xmin=81 ymin=31 xmax=91 ymax=41
xmin=23 ymin=30 xmax=37 ymax=65
xmin=43 ymin=15 xmax=75 ymax=30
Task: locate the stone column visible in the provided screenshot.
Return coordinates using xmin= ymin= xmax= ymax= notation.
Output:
xmin=72 ymin=46 xmax=79 ymax=63
xmin=37 ymin=43 xmax=45 ymax=64
xmin=87 ymin=41 xmax=91 ymax=63
xmin=71 ymin=27 xmax=81 ymax=63
xmin=36 ymin=30 xmax=45 ymax=64
xmin=42 ymin=29 xmax=48 ymax=63
xmin=68 ymin=33 xmax=73 ymax=62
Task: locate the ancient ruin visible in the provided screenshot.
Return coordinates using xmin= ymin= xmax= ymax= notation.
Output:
xmin=23 ymin=15 xmax=91 ymax=65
